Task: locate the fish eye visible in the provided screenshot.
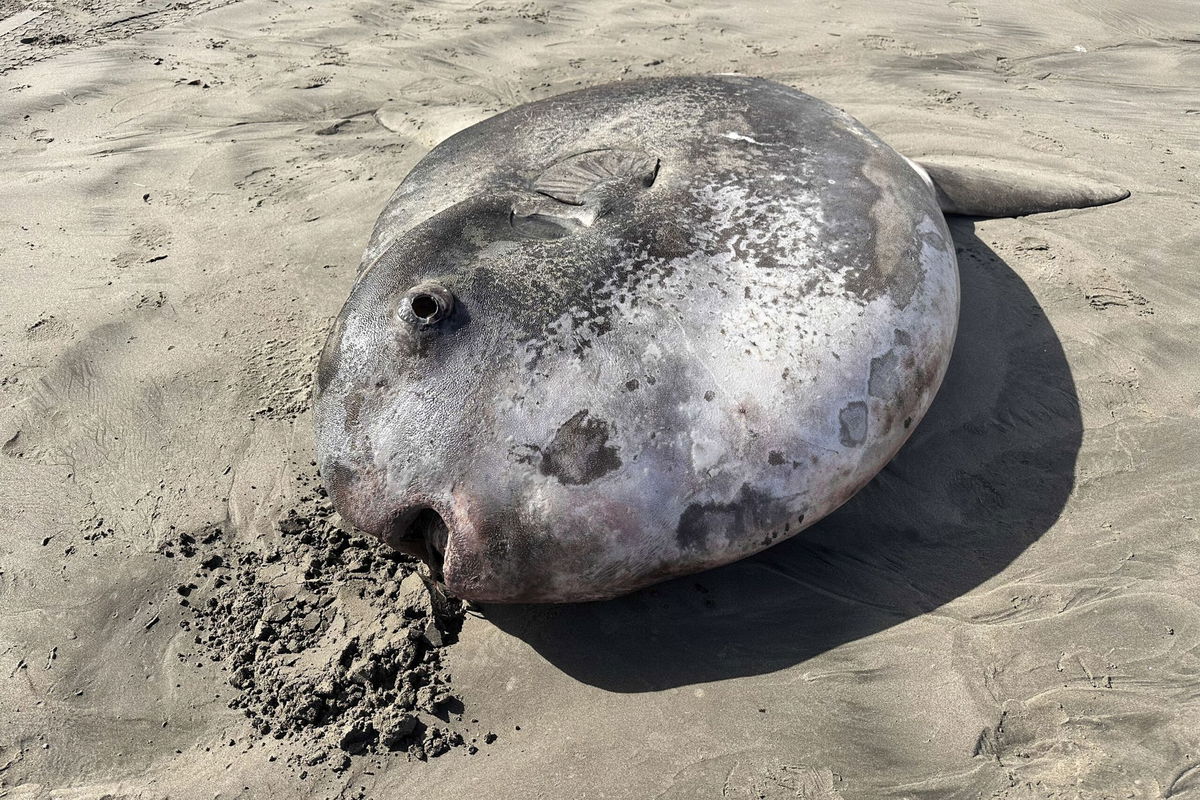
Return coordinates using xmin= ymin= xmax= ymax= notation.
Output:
xmin=400 ymin=282 xmax=454 ymax=326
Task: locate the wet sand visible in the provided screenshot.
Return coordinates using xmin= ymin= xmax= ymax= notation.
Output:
xmin=1 ymin=0 xmax=1197 ymax=797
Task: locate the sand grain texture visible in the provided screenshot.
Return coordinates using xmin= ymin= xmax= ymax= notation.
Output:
xmin=1 ymin=0 xmax=1198 ymax=797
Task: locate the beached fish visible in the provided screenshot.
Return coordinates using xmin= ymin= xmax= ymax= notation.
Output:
xmin=313 ymin=75 xmax=1126 ymax=602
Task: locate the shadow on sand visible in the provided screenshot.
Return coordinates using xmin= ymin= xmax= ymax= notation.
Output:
xmin=482 ymin=220 xmax=1082 ymax=692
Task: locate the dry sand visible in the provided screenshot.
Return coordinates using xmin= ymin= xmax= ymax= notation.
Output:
xmin=1 ymin=0 xmax=1198 ymax=797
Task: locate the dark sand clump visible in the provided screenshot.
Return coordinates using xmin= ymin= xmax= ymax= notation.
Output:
xmin=163 ymin=475 xmax=493 ymax=768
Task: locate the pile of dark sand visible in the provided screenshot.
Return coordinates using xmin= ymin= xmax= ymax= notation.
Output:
xmin=163 ymin=474 xmax=495 ymax=769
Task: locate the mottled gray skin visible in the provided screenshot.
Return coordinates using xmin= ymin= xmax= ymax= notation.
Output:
xmin=314 ymin=75 xmax=958 ymax=603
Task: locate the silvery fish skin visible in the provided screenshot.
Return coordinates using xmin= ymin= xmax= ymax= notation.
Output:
xmin=313 ymin=75 xmax=958 ymax=603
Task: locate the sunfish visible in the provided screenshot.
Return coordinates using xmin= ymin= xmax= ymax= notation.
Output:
xmin=313 ymin=75 xmax=1126 ymax=602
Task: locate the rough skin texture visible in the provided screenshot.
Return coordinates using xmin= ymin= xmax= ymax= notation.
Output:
xmin=313 ymin=75 xmax=959 ymax=602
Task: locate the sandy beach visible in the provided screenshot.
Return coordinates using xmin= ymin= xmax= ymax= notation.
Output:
xmin=1 ymin=0 xmax=1197 ymax=797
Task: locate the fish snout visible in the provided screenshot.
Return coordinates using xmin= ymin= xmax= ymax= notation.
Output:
xmin=360 ymin=489 xmax=595 ymax=604
xmin=380 ymin=505 xmax=451 ymax=576
xmin=325 ymin=474 xmax=455 ymax=582
xmin=363 ymin=496 xmax=525 ymax=602
xmin=320 ymin=462 xmax=617 ymax=602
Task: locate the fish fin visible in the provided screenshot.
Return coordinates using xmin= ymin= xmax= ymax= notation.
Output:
xmin=911 ymin=158 xmax=1130 ymax=218
xmin=533 ymin=149 xmax=660 ymax=206
xmin=510 ymin=195 xmax=591 ymax=239
xmin=511 ymin=149 xmax=660 ymax=237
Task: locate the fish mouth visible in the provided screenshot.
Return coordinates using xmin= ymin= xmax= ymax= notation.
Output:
xmin=384 ymin=506 xmax=449 ymax=581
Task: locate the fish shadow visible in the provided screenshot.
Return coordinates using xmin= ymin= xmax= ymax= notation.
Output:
xmin=483 ymin=220 xmax=1082 ymax=692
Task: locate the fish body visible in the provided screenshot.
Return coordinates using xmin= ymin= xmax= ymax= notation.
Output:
xmin=315 ymin=75 xmax=960 ymax=602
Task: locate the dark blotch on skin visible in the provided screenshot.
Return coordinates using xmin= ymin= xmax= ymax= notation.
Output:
xmin=676 ymin=483 xmax=780 ymax=552
xmin=838 ymin=401 xmax=869 ymax=448
xmin=540 ymin=410 xmax=622 ymax=485
xmin=322 ymin=459 xmax=357 ymax=515
xmin=768 ymin=451 xmax=786 ymax=466
xmin=868 ymin=349 xmax=899 ymax=399
xmin=886 ymin=249 xmax=923 ymax=309
xmin=644 ymin=219 xmax=694 ymax=261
